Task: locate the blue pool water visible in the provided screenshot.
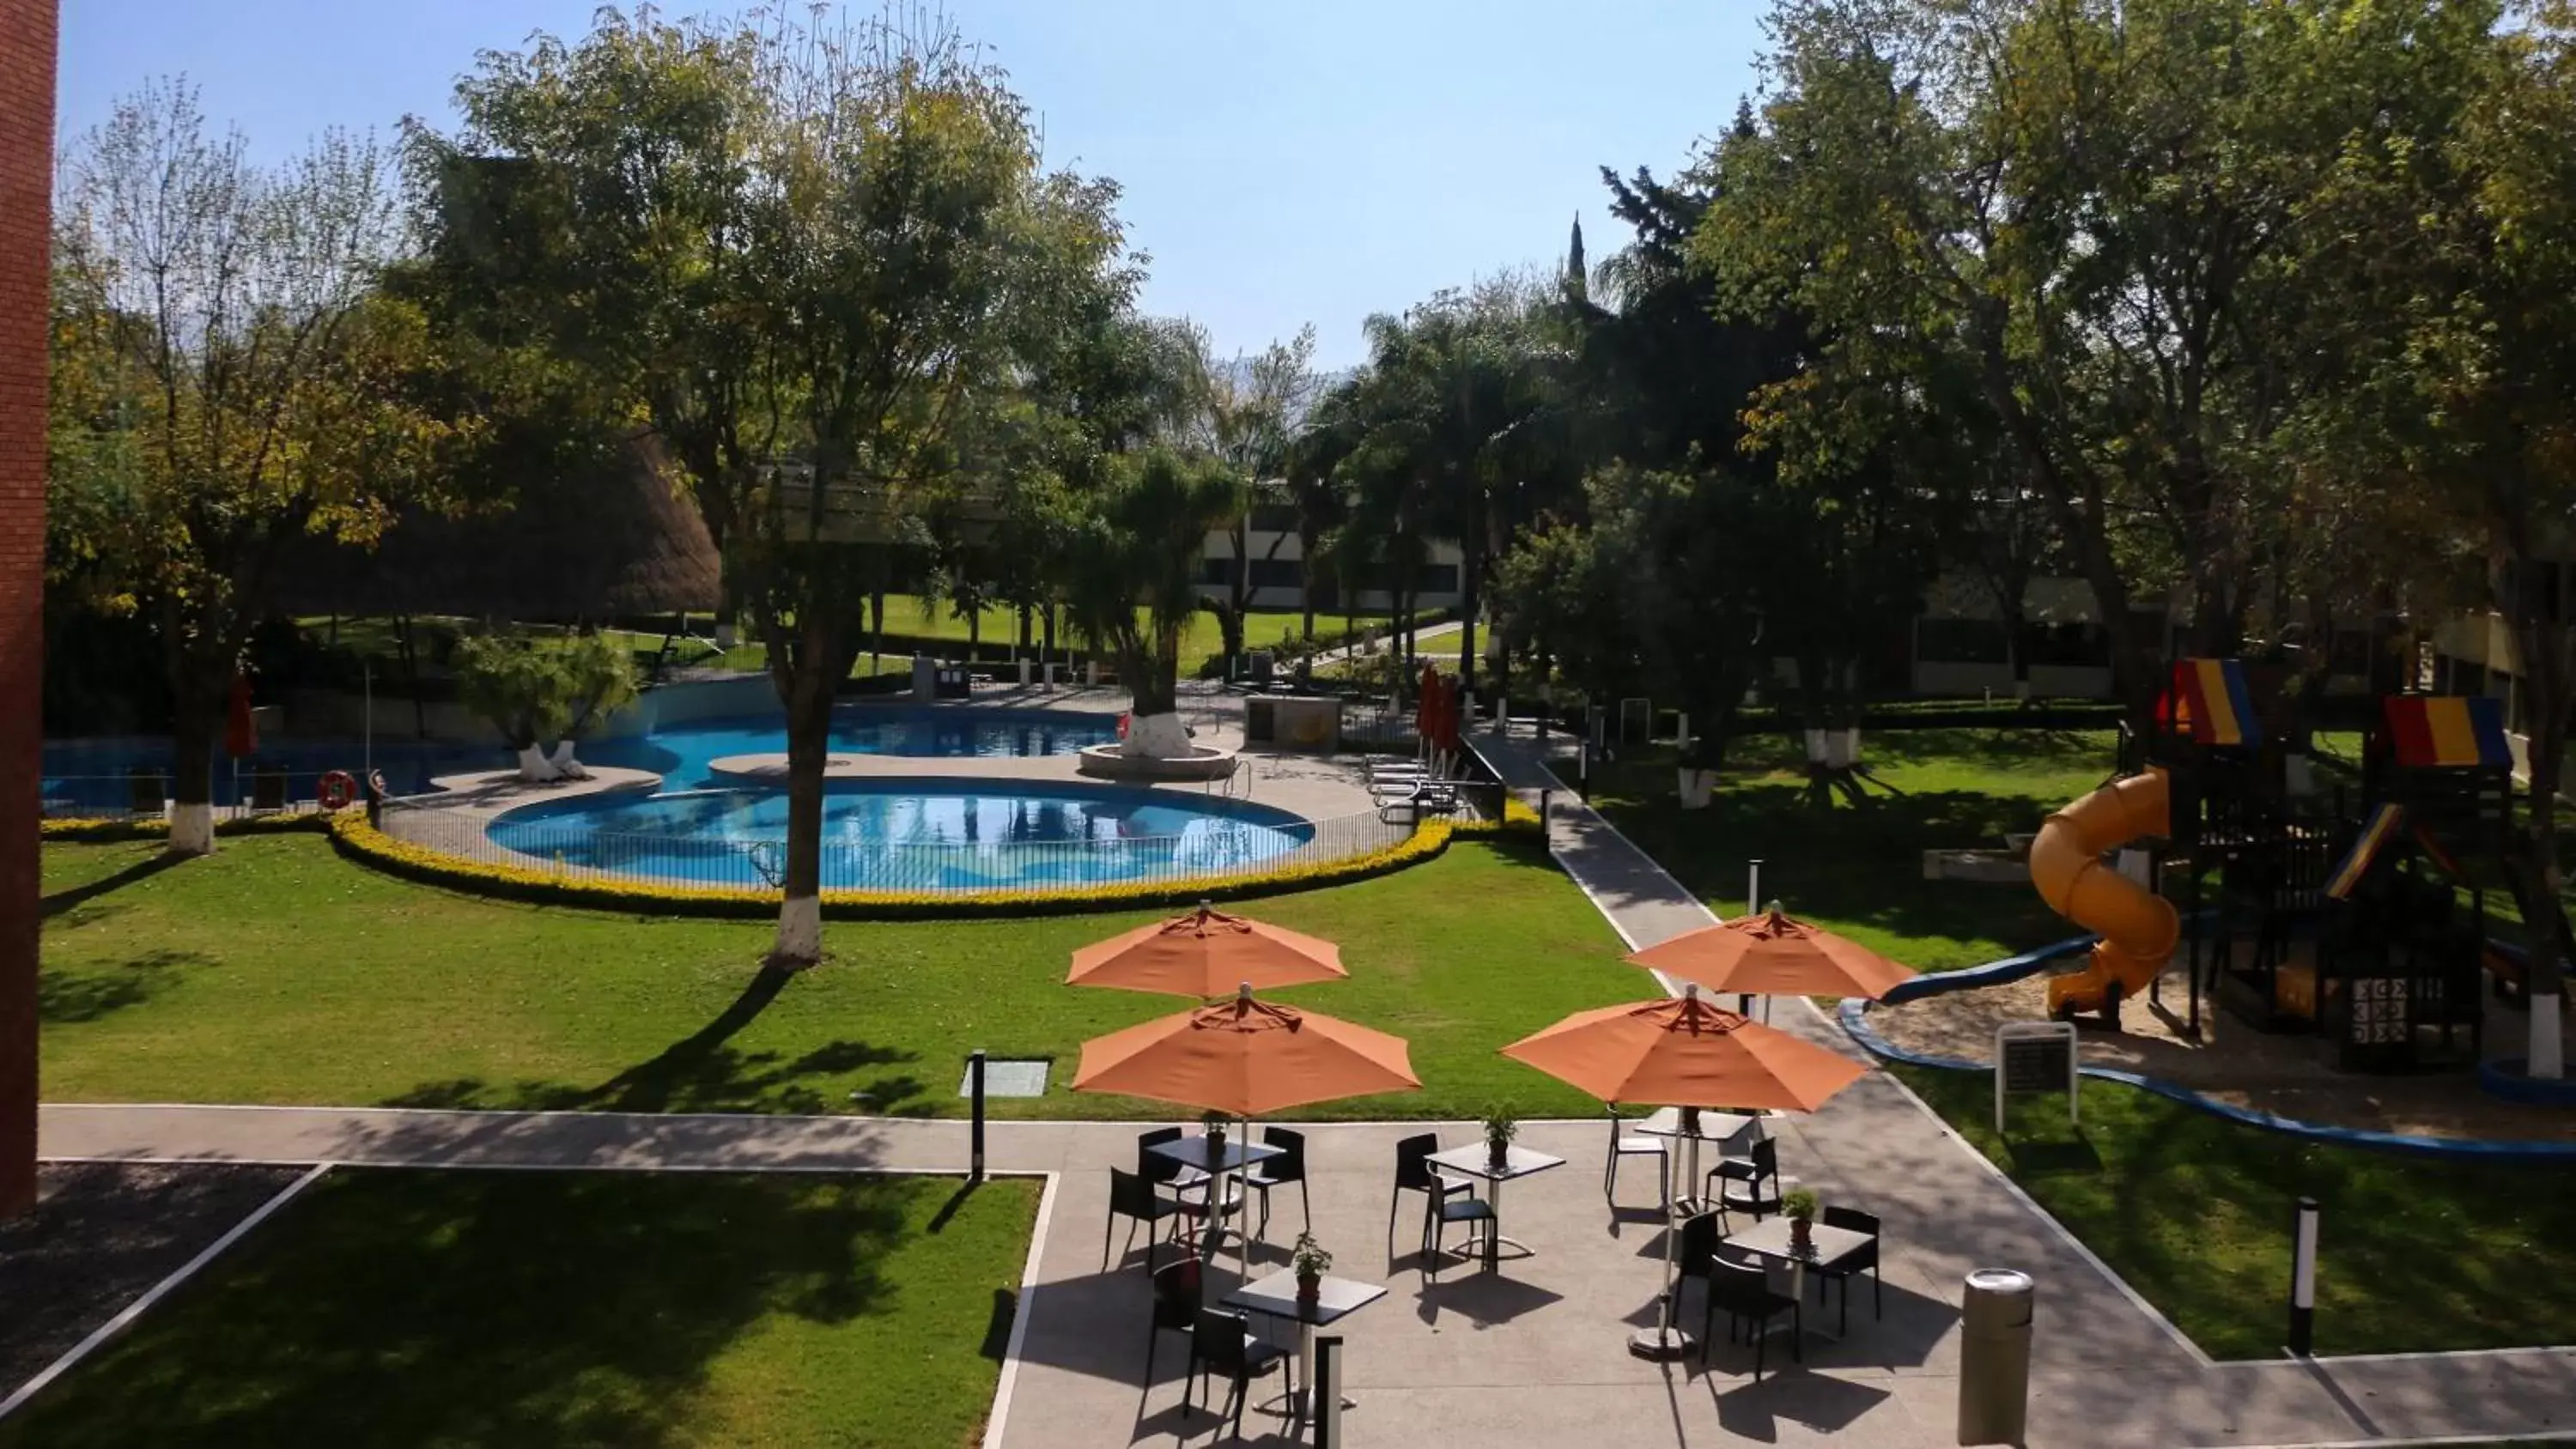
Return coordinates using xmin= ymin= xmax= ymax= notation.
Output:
xmin=39 ymin=705 xmax=1116 ymax=813
xmin=488 ymin=779 xmax=1314 ymax=891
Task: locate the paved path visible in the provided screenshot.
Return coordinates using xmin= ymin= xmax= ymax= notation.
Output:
xmin=32 ymin=720 xmax=2576 ymax=1448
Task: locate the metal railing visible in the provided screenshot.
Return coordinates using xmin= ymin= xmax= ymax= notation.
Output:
xmin=378 ymin=794 xmax=1449 ymax=895
xmin=42 ymin=768 xmax=354 ymax=821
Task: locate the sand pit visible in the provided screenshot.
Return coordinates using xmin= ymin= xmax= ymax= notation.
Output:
xmin=1867 ymin=960 xmax=2576 ymax=1143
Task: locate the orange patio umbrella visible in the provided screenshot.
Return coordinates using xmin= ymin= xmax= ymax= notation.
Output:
xmin=1067 ymin=904 xmax=1346 ymax=998
xmin=1072 ymin=986 xmax=1419 ymax=1116
xmin=1500 ymin=985 xmax=1868 ymax=1361
xmin=1500 ymin=985 xmax=1868 ymax=1112
xmin=1625 ymin=908 xmax=1917 ymax=1002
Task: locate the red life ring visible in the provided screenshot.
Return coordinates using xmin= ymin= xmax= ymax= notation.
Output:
xmin=318 ymin=770 xmax=359 ymax=810
xmin=1116 ymin=712 xmax=1130 ymax=740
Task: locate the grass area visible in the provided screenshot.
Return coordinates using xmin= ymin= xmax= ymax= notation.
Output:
xmin=0 ymin=1169 xmax=1035 ymax=1448
xmin=1896 ymin=1065 xmax=2576 ymax=1358
xmin=1588 ymin=726 xmax=2119 ymax=971
xmin=39 ymin=833 xmax=1645 ymax=1119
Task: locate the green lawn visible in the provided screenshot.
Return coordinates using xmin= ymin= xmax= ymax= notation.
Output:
xmin=1589 ymin=726 xmax=2118 ymax=971
xmin=0 ymin=1169 xmax=1035 ymax=1449
xmin=39 ymin=833 xmax=1644 ymax=1119
xmin=1896 ymin=1066 xmax=2576 ymax=1359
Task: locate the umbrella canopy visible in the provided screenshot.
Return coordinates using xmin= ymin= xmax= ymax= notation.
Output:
xmin=1625 ymin=909 xmax=1917 ymax=1002
xmin=1072 ymin=987 xmax=1420 ymax=1116
xmin=1500 ymin=987 xmax=1867 ymax=1112
xmin=1066 ymin=905 xmax=1346 ymax=997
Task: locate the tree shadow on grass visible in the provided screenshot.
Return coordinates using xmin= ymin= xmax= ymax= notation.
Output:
xmin=39 ymin=949 xmax=210 ymax=1025
xmin=40 ymin=850 xmax=190 ymax=919
xmin=0 ymin=1170 xmax=917 ymax=1449
xmin=384 ymin=964 xmax=932 ymax=1117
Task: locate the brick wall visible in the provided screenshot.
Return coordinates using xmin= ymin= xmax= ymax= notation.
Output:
xmin=0 ymin=0 xmax=59 ymax=1217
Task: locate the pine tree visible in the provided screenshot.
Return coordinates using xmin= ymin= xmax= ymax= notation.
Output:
xmin=1564 ymin=212 xmax=1588 ymax=303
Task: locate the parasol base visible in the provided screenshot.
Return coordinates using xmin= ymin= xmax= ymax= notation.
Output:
xmin=1627 ymin=1325 xmax=1697 ymax=1361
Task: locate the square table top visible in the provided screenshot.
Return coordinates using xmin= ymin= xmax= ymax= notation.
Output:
xmin=1145 ymin=1135 xmax=1283 ymax=1175
xmin=1721 ymin=1216 xmax=1873 ymax=1273
xmin=1632 ymin=1108 xmax=1763 ymax=1144
xmin=1224 ymin=1269 xmax=1388 ymax=1328
xmin=1425 ymin=1143 xmax=1567 ymax=1183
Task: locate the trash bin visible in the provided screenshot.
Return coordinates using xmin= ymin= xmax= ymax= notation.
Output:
xmin=1958 ymin=1268 xmax=2034 ymax=1446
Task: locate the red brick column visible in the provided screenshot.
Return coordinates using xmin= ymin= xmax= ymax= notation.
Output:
xmin=0 ymin=0 xmax=59 ymax=1218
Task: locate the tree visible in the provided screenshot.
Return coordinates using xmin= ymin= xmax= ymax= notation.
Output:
xmin=1698 ymin=0 xmax=2488 ymax=723
xmin=2302 ymin=0 xmax=2576 ymax=1076
xmin=453 ymin=630 xmax=639 ymax=780
xmin=52 ymin=81 xmax=462 ymax=853
xmin=729 ymin=6 xmax=1126 ymax=965
xmin=1063 ymin=446 xmax=1244 ymax=753
xmin=1195 ymin=325 xmax=1318 ymax=676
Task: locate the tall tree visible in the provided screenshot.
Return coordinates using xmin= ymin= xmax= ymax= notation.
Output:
xmin=1064 ymin=446 xmax=1244 ymax=753
xmin=1698 ymin=0 xmax=2488 ymax=723
xmin=1194 ymin=324 xmax=1318 ymax=676
xmin=53 ymin=82 xmax=461 ymax=853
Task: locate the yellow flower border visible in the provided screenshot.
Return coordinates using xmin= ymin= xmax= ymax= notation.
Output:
xmin=324 ymin=801 xmax=1541 ymax=920
xmin=41 ymin=812 xmax=331 ymax=842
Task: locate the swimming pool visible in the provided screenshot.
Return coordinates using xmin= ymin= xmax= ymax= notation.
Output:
xmin=39 ymin=705 xmax=1118 ymax=814
xmin=486 ymin=779 xmax=1315 ymax=891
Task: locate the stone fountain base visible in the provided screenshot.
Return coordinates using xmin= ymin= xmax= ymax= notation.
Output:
xmin=1074 ymin=743 xmax=1241 ymax=783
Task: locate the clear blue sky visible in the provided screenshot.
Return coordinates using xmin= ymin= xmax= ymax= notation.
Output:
xmin=57 ymin=1 xmax=1767 ymax=371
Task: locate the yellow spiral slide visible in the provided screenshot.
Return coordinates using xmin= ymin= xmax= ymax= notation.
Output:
xmin=2030 ymin=767 xmax=2179 ymax=1018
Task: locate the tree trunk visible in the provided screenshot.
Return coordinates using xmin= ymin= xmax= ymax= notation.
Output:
xmin=1017 ymin=602 xmax=1031 ymax=659
xmin=1299 ymin=528 xmax=1320 ymax=640
xmin=2518 ymin=613 xmax=2571 ymax=1079
xmin=1227 ymin=514 xmax=1251 ymax=681
xmin=393 ymin=615 xmax=428 ymax=739
xmin=167 ymin=678 xmax=219 ymax=856
xmin=771 ymin=629 xmax=841 ymax=970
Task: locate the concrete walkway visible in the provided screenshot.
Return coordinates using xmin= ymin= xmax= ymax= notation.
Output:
xmin=30 ymin=721 xmax=2576 ymax=1447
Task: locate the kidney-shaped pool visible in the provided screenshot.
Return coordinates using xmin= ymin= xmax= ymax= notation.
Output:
xmin=487 ymin=779 xmax=1317 ymax=892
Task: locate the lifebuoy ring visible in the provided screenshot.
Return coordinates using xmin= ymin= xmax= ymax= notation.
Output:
xmin=318 ymin=770 xmax=358 ymax=810
xmin=1116 ymin=712 xmax=1130 ymax=740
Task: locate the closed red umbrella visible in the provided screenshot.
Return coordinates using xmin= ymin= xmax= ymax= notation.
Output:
xmin=224 ymin=675 xmax=258 ymax=759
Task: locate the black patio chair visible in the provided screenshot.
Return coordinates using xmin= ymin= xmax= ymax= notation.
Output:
xmin=1104 ymin=1167 xmax=1186 ymax=1272
xmin=1707 ymin=1135 xmax=1781 ymax=1219
xmin=1388 ymin=1132 xmax=1475 ymax=1258
xmin=1815 ymin=1205 xmax=1883 ymax=1334
xmin=1245 ymin=1125 xmax=1309 ymax=1241
xmin=1138 ymin=1125 xmax=1239 ymax=1221
xmin=1188 ymin=1307 xmax=1291 ymax=1438
xmin=1145 ymin=1255 xmax=1203 ymax=1385
xmin=1603 ymin=1105 xmax=1668 ymax=1207
xmin=1704 ymin=1254 xmax=1801 ymax=1379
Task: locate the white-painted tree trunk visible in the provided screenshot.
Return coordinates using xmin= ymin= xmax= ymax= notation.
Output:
xmin=714 ymin=621 xmax=738 ymax=649
xmin=2532 ymin=1003 xmax=2565 ymax=1079
xmin=1677 ymin=768 xmax=1716 ymax=809
xmin=772 ymin=894 xmax=822 ymax=967
xmin=1122 ymin=711 xmax=1193 ymax=759
xmin=547 ymin=740 xmax=591 ymax=779
xmin=515 ymin=745 xmax=562 ymax=783
xmin=167 ymin=801 xmax=216 ymax=856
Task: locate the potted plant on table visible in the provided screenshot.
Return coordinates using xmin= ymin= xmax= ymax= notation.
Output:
xmin=1783 ymin=1187 xmax=1820 ymax=1257
xmin=1292 ymin=1232 xmax=1333 ymax=1306
xmin=1201 ymin=1109 xmax=1229 ymax=1164
xmin=1483 ymin=1111 xmax=1518 ymax=1170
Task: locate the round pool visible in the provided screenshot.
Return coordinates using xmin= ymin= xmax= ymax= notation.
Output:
xmin=487 ymin=779 xmax=1316 ymax=891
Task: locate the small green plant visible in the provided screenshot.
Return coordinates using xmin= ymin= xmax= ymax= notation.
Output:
xmin=1782 ymin=1186 xmax=1820 ymax=1222
xmin=1483 ymin=1110 xmax=1518 ymax=1156
xmin=1292 ymin=1232 xmax=1333 ymax=1279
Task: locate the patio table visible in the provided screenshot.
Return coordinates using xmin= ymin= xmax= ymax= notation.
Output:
xmin=1423 ymin=1143 xmax=1565 ymax=1271
xmin=1720 ymin=1215 xmax=1874 ymax=1343
xmin=1148 ymin=1134 xmax=1282 ymax=1264
xmin=1635 ymin=1107 xmax=1761 ymax=1217
xmin=1224 ymin=1268 xmax=1387 ymax=1428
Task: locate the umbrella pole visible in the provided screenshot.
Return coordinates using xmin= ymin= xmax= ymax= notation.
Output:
xmin=1627 ymin=1197 xmax=1695 ymax=1361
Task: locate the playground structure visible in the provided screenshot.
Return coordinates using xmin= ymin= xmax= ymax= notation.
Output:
xmin=2029 ymin=659 xmax=2518 ymax=1076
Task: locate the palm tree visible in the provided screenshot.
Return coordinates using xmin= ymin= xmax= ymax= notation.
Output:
xmin=1062 ymin=446 xmax=1245 ymax=755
